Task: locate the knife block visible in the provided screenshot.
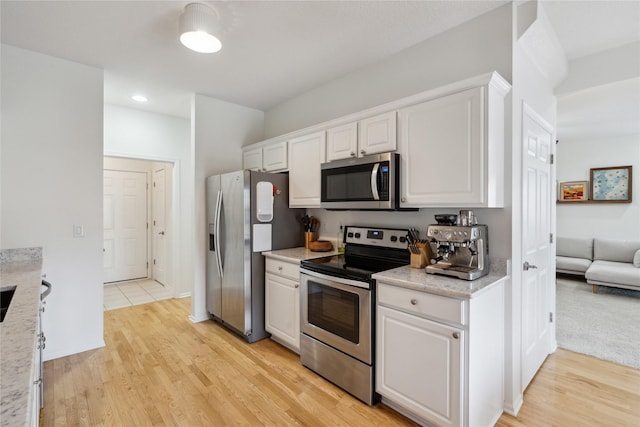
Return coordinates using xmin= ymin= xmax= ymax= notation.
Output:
xmin=410 ymin=242 xmax=432 ymax=269
xmin=304 ymin=232 xmax=318 ymax=249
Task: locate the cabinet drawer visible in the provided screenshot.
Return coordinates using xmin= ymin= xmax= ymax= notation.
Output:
xmin=265 ymin=258 xmax=300 ymax=281
xmin=377 ymin=282 xmax=466 ymax=326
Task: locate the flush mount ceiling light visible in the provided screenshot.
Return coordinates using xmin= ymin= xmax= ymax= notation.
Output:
xmin=131 ymin=94 xmax=148 ymax=103
xmin=179 ymin=3 xmax=222 ymax=53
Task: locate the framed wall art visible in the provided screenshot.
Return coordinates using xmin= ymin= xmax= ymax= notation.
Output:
xmin=559 ymin=181 xmax=589 ymax=202
xmin=590 ymin=165 xmax=632 ymax=203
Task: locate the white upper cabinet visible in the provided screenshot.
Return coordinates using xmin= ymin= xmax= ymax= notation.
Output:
xmin=242 ymin=140 xmax=288 ymax=172
xmin=288 ymin=131 xmax=326 ymax=208
xmin=398 ymin=74 xmax=508 ymax=208
xmin=359 ymin=111 xmax=397 ymax=157
xmin=326 ymin=111 xmax=397 ymax=162
xmin=243 ymin=147 xmax=263 ymax=171
xmin=326 ymin=122 xmax=358 ymax=162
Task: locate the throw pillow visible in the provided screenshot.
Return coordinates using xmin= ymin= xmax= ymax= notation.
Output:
xmin=634 ymin=249 xmax=640 ymax=268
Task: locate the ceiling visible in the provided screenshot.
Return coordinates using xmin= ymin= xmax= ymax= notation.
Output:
xmin=1 ymin=1 xmax=639 ymax=120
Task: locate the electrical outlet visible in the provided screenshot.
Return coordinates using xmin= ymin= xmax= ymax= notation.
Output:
xmin=73 ymin=224 xmax=84 ymax=238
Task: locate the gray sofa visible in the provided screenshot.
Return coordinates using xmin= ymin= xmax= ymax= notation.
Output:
xmin=556 ymin=237 xmax=640 ymax=293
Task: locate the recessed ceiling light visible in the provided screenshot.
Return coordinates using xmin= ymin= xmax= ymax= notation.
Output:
xmin=131 ymin=95 xmax=148 ymax=103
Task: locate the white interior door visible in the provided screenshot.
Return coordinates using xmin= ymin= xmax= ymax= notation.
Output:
xmin=153 ymin=168 xmax=167 ymax=285
xmin=103 ymin=170 xmax=148 ymax=283
xmin=521 ymin=103 xmax=554 ymax=389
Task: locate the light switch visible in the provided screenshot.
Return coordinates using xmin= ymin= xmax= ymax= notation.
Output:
xmin=73 ymin=224 xmax=84 ymax=238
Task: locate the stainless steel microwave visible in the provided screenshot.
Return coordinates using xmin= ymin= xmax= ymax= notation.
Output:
xmin=320 ymin=152 xmax=400 ymax=210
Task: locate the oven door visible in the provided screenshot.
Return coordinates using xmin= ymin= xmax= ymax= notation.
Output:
xmin=300 ymin=269 xmax=372 ymax=364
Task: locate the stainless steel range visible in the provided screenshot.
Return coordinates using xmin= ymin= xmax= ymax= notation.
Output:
xmin=299 ymin=226 xmax=410 ymax=405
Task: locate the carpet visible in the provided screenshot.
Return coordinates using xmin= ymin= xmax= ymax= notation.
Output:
xmin=556 ymin=277 xmax=640 ymax=369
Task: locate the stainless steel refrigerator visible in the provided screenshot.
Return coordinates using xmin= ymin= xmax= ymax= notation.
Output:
xmin=206 ymin=170 xmax=304 ymax=342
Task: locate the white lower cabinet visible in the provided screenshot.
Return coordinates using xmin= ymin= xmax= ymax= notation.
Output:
xmin=265 ymin=258 xmax=300 ymax=352
xmin=376 ymin=281 xmax=505 ymax=427
xmin=377 ymin=304 xmax=463 ymax=427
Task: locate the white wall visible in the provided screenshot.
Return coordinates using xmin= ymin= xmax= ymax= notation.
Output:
xmin=504 ymin=12 xmax=558 ymax=414
xmin=556 ymin=135 xmax=639 ymax=240
xmin=1 ymin=45 xmax=105 ymax=360
xmin=555 ymin=46 xmax=640 ymax=242
xmin=190 ymin=94 xmax=264 ymax=321
xmin=104 ymin=104 xmax=190 ymax=295
xmin=265 ymin=4 xmax=514 ymax=264
xmin=264 ymin=4 xmax=513 ymax=138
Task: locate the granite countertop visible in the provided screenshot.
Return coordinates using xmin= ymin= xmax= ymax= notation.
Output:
xmin=262 ymin=246 xmax=339 ymax=263
xmin=373 ymin=259 xmax=508 ymax=299
xmin=0 ymin=248 xmax=43 ymax=427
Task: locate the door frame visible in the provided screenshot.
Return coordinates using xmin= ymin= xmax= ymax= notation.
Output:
xmin=104 ymin=153 xmax=181 ymax=299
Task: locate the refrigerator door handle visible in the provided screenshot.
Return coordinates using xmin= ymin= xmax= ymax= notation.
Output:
xmin=215 ymin=190 xmax=224 ymax=278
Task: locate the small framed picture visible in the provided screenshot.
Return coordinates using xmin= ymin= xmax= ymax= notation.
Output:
xmin=590 ymin=165 xmax=632 ymax=203
xmin=559 ymin=181 xmax=589 ymax=202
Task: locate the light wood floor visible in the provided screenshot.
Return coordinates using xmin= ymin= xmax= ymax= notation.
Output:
xmin=41 ymin=298 xmax=640 ymax=426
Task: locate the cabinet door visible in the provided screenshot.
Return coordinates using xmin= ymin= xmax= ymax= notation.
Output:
xmin=359 ymin=111 xmax=397 ymax=156
xmin=243 ymin=147 xmax=263 ymax=171
xmin=288 ymin=131 xmax=326 ymax=207
xmin=263 ymin=141 xmax=288 ymax=171
xmin=265 ymin=273 xmax=300 ymax=352
xmin=376 ymin=305 xmax=463 ymax=427
xmin=398 ymin=87 xmax=484 ymax=207
xmin=326 ymin=122 xmax=358 ymax=162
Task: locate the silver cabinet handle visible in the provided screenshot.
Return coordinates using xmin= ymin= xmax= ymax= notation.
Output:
xmin=350 ymin=152 xmax=356 ymax=157
xmin=278 ymin=266 xmax=283 ymax=271
xmin=360 ymin=149 xmax=366 ymax=155
xmin=295 ymin=284 xmax=299 ymax=289
xmin=523 ymin=261 xmax=538 ymax=271
xmin=158 ymin=231 xmax=165 ymax=235
xmin=410 ymin=298 xmax=418 ymax=305
xmin=453 ymin=332 xmax=460 ymax=339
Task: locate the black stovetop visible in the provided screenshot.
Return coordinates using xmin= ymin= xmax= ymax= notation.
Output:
xmin=301 ymin=245 xmax=410 ymax=282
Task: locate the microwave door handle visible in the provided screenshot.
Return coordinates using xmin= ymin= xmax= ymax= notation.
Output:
xmin=371 ymin=163 xmax=380 ymax=200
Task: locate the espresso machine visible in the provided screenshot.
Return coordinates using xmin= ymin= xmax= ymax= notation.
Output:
xmin=425 ymin=211 xmax=489 ymax=280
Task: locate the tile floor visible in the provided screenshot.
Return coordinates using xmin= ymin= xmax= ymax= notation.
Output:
xmin=104 ymin=279 xmax=172 ymax=311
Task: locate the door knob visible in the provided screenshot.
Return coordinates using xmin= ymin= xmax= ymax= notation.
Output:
xmin=523 ymin=261 xmax=538 ymax=271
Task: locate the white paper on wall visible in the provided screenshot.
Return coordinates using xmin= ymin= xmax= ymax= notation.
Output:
xmin=256 ymin=181 xmax=274 ymax=222
xmin=253 ymin=224 xmax=272 ymax=252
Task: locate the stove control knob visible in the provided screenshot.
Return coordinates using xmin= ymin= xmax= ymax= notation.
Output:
xmin=390 ymin=236 xmax=398 ymax=242
xmin=347 ymin=232 xmax=354 ymax=238
xmin=399 ymin=236 xmax=406 ymax=243
xmin=355 ymin=233 xmax=361 ymax=238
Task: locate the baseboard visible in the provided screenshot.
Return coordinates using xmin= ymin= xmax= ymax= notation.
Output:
xmin=189 ymin=313 xmax=210 ymax=323
xmin=503 ymin=393 xmax=523 ymax=417
xmin=44 ymin=338 xmax=106 ymax=362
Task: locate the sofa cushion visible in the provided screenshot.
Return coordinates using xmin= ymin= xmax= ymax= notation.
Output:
xmin=586 ymin=260 xmax=640 ymax=288
xmin=593 ymin=238 xmax=640 ymax=263
xmin=556 ymin=256 xmax=592 ymax=273
xmin=556 ymin=237 xmax=593 ymax=260
xmin=634 ymin=249 xmax=640 ymax=268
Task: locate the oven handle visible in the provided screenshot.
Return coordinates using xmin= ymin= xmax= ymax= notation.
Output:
xmin=300 ymin=269 xmax=371 ymax=290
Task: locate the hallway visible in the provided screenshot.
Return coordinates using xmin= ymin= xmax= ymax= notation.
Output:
xmin=104 ymin=279 xmax=172 ymax=310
